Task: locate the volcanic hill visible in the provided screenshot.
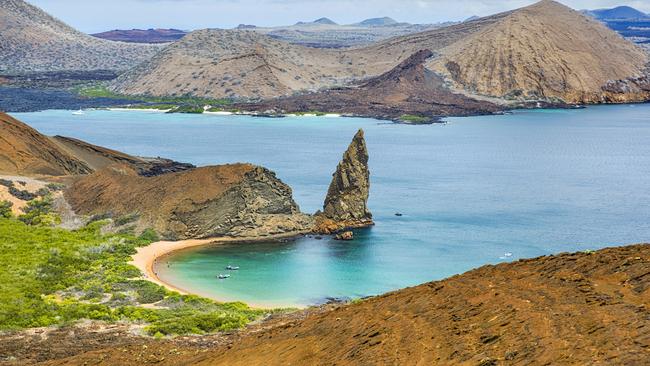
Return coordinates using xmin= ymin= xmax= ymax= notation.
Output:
xmin=0 ymin=0 xmax=160 ymax=73
xmin=111 ymin=0 xmax=650 ymax=106
xmin=239 ymin=49 xmax=502 ymax=121
xmin=430 ymin=0 xmax=650 ymax=103
xmin=0 ymin=112 xmax=92 ymax=176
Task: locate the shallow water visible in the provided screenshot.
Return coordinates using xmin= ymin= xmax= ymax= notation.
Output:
xmin=14 ymin=104 xmax=650 ymax=307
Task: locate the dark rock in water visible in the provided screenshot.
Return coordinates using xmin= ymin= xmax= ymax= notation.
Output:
xmin=335 ymin=231 xmax=354 ymax=241
xmin=323 ymin=129 xmax=371 ymax=222
xmin=314 ymin=129 xmax=373 ymax=234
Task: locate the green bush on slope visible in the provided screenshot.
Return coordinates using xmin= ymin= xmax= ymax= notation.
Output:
xmin=0 ymin=217 xmax=271 ymax=335
xmin=0 ymin=201 xmax=12 ymax=218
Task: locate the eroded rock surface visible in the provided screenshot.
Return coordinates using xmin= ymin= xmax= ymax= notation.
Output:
xmin=314 ymin=129 xmax=372 ymax=234
xmin=65 ymin=164 xmax=313 ymax=240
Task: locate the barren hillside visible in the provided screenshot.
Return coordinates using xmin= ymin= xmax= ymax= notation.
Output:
xmin=0 ymin=112 xmax=192 ymax=177
xmin=0 ymin=112 xmax=92 ymax=176
xmin=0 ymin=0 xmax=160 ymax=73
xmin=430 ymin=0 xmax=650 ymax=103
xmin=110 ymin=30 xmax=369 ymax=99
xmin=111 ymin=1 xmax=650 ymax=105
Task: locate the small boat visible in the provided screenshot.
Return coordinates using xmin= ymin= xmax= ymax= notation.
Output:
xmin=217 ymin=274 xmax=231 ymax=279
xmin=395 ymin=213 xmax=403 ymax=217
xmin=72 ymin=109 xmax=84 ymax=115
xmin=226 ymin=265 xmax=240 ymax=270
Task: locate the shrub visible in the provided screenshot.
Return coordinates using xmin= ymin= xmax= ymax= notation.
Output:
xmin=138 ymin=228 xmax=159 ymax=242
xmin=398 ymin=114 xmax=430 ymax=124
xmin=18 ymin=196 xmax=59 ymax=226
xmin=0 ymin=201 xmax=13 ymax=219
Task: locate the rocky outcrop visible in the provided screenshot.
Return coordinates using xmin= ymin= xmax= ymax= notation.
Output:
xmin=65 ymin=163 xmax=313 ymax=240
xmin=314 ymin=129 xmax=372 ymax=234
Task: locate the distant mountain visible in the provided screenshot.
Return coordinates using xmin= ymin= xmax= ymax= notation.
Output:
xmin=295 ymin=17 xmax=338 ymax=26
xmin=586 ymin=6 xmax=649 ymax=20
xmin=355 ymin=17 xmax=399 ymax=27
xmin=237 ymin=17 xmax=441 ymax=48
xmin=0 ymin=0 xmax=160 ymax=73
xmin=92 ymin=28 xmax=187 ymax=44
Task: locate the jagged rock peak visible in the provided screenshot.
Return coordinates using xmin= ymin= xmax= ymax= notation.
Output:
xmin=316 ymin=129 xmax=372 ymax=233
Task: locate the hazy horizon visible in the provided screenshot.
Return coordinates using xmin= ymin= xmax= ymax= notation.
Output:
xmin=25 ymin=0 xmax=650 ymax=33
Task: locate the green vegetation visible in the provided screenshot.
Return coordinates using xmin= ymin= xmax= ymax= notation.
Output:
xmin=124 ymin=104 xmax=176 ymax=111
xmin=75 ymin=85 xmax=232 ymax=108
xmin=0 ymin=205 xmax=277 ymax=335
xmin=17 ymin=195 xmax=60 ymax=226
xmin=293 ymin=111 xmax=328 ymax=116
xmin=398 ymin=114 xmax=431 ymax=124
xmin=167 ymin=105 xmax=205 ymax=114
xmin=0 ymin=201 xmax=12 ymax=219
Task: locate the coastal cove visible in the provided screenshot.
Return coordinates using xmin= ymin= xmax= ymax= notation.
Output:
xmin=14 ymin=104 xmax=650 ymax=307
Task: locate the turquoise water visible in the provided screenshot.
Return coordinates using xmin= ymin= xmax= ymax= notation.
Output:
xmin=14 ymin=105 xmax=650 ymax=307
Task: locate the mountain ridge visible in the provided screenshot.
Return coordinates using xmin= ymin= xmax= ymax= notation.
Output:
xmin=0 ymin=0 xmax=161 ymax=72
xmin=111 ymin=0 xmax=650 ymax=105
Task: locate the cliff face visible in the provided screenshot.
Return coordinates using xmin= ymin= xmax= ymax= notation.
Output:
xmin=65 ymin=164 xmax=313 ymax=240
xmin=315 ymin=129 xmax=373 ymax=234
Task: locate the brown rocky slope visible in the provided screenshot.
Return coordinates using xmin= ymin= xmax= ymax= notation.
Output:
xmin=0 ymin=0 xmax=160 ymax=73
xmin=24 ymin=243 xmax=650 ymax=365
xmin=0 ymin=112 xmax=192 ymax=177
xmin=0 ymin=112 xmax=92 ymax=176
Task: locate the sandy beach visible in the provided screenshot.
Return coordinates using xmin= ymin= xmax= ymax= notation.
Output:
xmin=129 ymin=232 xmax=311 ymax=307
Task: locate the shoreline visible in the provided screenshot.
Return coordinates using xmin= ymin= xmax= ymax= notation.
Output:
xmin=129 ymin=231 xmax=311 ymax=309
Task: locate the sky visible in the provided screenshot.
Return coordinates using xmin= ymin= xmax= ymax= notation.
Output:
xmin=27 ymin=0 xmax=650 ymax=33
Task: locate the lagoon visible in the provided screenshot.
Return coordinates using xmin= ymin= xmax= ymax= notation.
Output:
xmin=14 ymin=104 xmax=650 ymax=307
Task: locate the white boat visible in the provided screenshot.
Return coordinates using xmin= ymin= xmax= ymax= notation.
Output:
xmin=218 ymin=274 xmax=231 ymax=279
xmin=226 ymin=265 xmax=240 ymax=270
xmin=72 ymin=109 xmax=84 ymax=115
